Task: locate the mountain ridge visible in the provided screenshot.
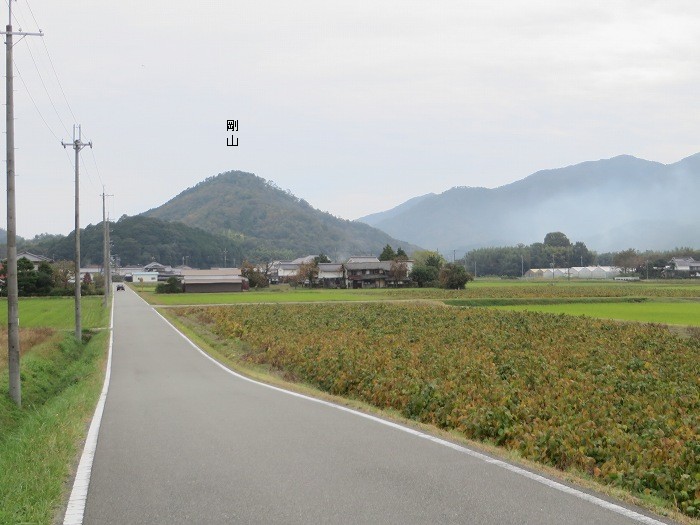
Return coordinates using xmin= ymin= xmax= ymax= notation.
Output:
xmin=143 ymin=170 xmax=421 ymax=260
xmin=359 ymin=153 xmax=700 ymax=252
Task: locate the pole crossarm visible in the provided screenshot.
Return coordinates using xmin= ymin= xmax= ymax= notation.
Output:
xmin=1 ymin=30 xmax=44 ymax=36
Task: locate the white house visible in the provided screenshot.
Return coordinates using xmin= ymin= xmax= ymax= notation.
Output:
xmin=131 ymin=271 xmax=158 ymax=284
xmin=317 ymin=263 xmax=344 ymax=287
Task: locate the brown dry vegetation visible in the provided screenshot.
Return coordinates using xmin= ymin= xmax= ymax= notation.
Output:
xmin=0 ymin=327 xmax=56 ymax=369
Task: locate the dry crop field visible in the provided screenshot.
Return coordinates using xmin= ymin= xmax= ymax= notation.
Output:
xmin=172 ymin=302 xmax=700 ymax=518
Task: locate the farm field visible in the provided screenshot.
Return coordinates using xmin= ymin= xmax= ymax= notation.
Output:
xmin=170 ymin=302 xmax=700 ymax=518
xmin=0 ymin=296 xmax=109 ymax=330
xmin=139 ymin=279 xmax=700 ymax=306
xmin=494 ymin=300 xmax=700 ymax=326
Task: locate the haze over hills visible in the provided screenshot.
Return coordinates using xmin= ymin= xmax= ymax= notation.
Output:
xmin=143 ymin=170 xmax=420 ymax=260
xmin=359 ymin=153 xmax=700 ymax=253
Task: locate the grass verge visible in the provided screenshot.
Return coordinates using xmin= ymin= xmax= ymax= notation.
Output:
xmin=0 ymin=329 xmax=108 ymax=525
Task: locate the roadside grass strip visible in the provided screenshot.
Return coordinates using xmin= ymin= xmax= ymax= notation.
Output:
xmin=154 ymin=305 xmax=673 ymax=525
xmin=0 ymin=330 xmax=108 ymax=525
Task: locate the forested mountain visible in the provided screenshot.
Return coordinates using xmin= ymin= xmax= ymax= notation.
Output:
xmin=143 ymin=170 xmax=420 ymax=260
xmin=21 ymin=216 xmax=245 ymax=268
xmin=359 ymin=153 xmax=700 ymax=252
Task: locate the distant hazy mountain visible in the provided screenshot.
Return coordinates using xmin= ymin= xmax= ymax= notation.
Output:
xmin=144 ymin=170 xmax=420 ymax=260
xmin=358 ymin=193 xmax=435 ymax=226
xmin=358 ymin=154 xmax=700 ymax=252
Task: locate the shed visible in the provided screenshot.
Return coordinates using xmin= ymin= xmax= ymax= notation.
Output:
xmin=182 ymin=274 xmax=248 ymax=293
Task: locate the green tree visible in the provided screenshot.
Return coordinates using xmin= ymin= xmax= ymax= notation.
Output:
xmin=614 ymin=248 xmax=641 ymax=274
xmin=395 ymin=247 xmax=408 ymax=260
xmin=314 ymin=253 xmax=331 ymax=264
xmin=409 ymin=265 xmax=439 ymax=287
xmin=51 ymin=260 xmax=74 ymax=290
xmin=155 ymin=276 xmax=183 ymax=293
xmin=425 ymin=253 xmax=444 ymax=269
xmin=411 ymin=250 xmax=444 ymax=268
xmin=544 ymin=232 xmax=571 ymax=248
xmin=241 ymin=261 xmax=269 ymax=288
xmin=439 ymin=263 xmax=472 ymax=289
xmin=17 ymin=257 xmax=38 ymax=296
xmin=571 ymin=241 xmax=594 ymax=267
xmin=379 ymin=244 xmax=396 ymax=261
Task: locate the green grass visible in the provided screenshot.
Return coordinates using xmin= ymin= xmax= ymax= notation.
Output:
xmin=0 ymin=296 xmax=109 ymax=330
xmin=494 ymin=300 xmax=700 ymax=326
xmin=0 ymin=330 xmax=108 ymax=525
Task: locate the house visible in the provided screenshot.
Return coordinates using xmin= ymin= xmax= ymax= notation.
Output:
xmin=17 ymin=251 xmax=53 ymax=270
xmin=691 ymin=261 xmax=700 ymax=278
xmin=667 ymin=257 xmax=700 ymax=278
xmin=144 ymin=261 xmax=168 ymax=273
xmin=344 ymin=256 xmax=412 ymax=288
xmin=131 ymin=271 xmax=159 ymax=284
xmin=277 ymin=262 xmax=302 ymax=282
xmin=317 ymin=263 xmax=344 ymax=288
xmin=669 ymin=257 xmax=696 ymax=272
xmin=274 ymin=255 xmax=318 ymax=283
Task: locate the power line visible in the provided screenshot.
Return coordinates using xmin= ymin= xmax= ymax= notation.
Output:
xmin=79 ymin=126 xmax=104 ymax=187
xmin=22 ymin=37 xmax=70 ymax=135
xmin=4 ymin=0 xmax=26 ymax=29
xmin=24 ymin=0 xmax=78 ymax=122
xmin=14 ymin=61 xmax=74 ymax=169
xmin=13 ymin=61 xmax=59 ymax=140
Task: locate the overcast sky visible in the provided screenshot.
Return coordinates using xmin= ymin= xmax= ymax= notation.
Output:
xmin=4 ymin=1 xmax=700 ymax=238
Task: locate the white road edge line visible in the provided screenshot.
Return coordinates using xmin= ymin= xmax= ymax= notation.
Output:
xmin=152 ymin=304 xmax=669 ymax=525
xmin=62 ymin=293 xmax=115 ymax=525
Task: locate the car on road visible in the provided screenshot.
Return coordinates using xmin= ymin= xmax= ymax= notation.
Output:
xmin=116 ymin=284 xmax=125 ymax=291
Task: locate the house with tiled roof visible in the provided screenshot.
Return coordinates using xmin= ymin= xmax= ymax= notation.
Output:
xmin=17 ymin=251 xmax=53 ymax=270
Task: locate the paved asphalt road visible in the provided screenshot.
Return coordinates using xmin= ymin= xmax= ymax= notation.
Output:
xmin=80 ymin=288 xmax=676 ymax=524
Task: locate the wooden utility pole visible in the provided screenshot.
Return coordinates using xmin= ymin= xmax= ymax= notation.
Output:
xmin=62 ymin=126 xmax=91 ymax=341
xmin=3 ymin=2 xmax=43 ymax=406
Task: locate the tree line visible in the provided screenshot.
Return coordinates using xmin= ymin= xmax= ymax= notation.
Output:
xmin=458 ymin=232 xmax=700 ymax=278
xmin=0 ymin=258 xmax=104 ymax=297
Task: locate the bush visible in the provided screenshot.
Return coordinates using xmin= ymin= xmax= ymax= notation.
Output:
xmin=155 ymin=276 xmax=182 ymax=294
xmin=439 ymin=263 xmax=473 ymax=289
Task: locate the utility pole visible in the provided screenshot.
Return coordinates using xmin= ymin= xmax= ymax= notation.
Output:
xmin=106 ymin=216 xmax=112 ymax=293
xmin=223 ymin=248 xmax=228 ymax=267
xmin=3 ymin=2 xmax=43 ymax=407
xmin=62 ymin=126 xmax=92 ymax=341
xmin=101 ymin=188 xmax=113 ymax=306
